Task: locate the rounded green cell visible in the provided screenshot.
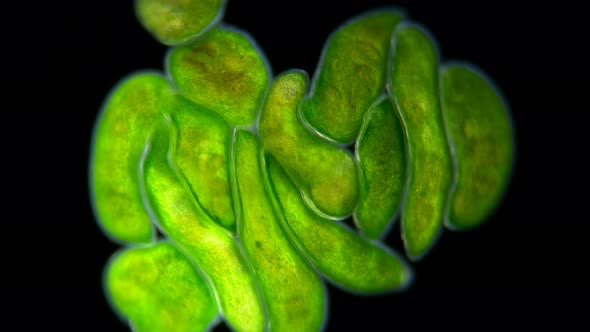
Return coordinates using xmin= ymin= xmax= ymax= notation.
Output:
xmin=91 ymin=3 xmax=516 ymax=332
xmin=300 ymin=9 xmax=405 ymax=144
xmin=167 ymin=26 xmax=270 ymax=127
xmin=135 ymin=0 xmax=226 ymax=46
xmin=388 ymin=23 xmax=453 ymax=261
xmin=141 ymin=121 xmax=266 ymax=332
xmin=439 ymin=63 xmax=514 ymax=230
xmin=258 ymin=70 xmax=358 ymax=219
xmin=234 ymin=129 xmax=326 ymax=332
xmin=104 ymin=241 xmax=219 ymax=332
xmin=266 ymin=154 xmax=413 ymax=294
xmin=354 ymin=96 xmax=407 ymax=239
xmin=90 ymin=72 xmax=173 ymax=244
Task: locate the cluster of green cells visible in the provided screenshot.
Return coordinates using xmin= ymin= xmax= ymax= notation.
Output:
xmin=89 ymin=0 xmax=514 ymax=331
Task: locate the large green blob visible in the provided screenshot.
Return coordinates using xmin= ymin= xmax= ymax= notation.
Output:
xmin=104 ymin=242 xmax=219 ymax=332
xmin=167 ymin=26 xmax=270 ymax=127
xmin=91 ymin=3 xmax=516 ymax=331
xmin=234 ymin=129 xmax=325 ymax=332
xmin=300 ymin=9 xmax=405 ymax=144
xmin=141 ymin=121 xmax=266 ymax=332
xmin=439 ymin=63 xmax=514 ymax=230
xmin=90 ymin=72 xmax=171 ymax=244
xmin=388 ymin=23 xmax=453 ymax=260
xmin=135 ymin=0 xmax=226 ymax=46
xmin=266 ymin=153 xmax=413 ymax=294
xmin=258 ymin=70 xmax=358 ymax=218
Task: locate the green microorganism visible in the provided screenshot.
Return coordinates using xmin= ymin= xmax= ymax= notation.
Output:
xmin=266 ymin=149 xmax=412 ymax=294
xmin=167 ymin=25 xmax=271 ymax=127
xmin=439 ymin=63 xmax=514 ymax=231
xmin=105 ymin=241 xmax=219 ymax=332
xmin=354 ymin=96 xmax=407 ymax=240
xmin=257 ymin=69 xmax=358 ymax=219
xmin=90 ymin=72 xmax=170 ymax=244
xmin=299 ymin=9 xmax=405 ymax=144
xmin=169 ymin=94 xmax=236 ymax=231
xmin=387 ymin=23 xmax=454 ymax=261
xmin=142 ymin=120 xmax=266 ymax=331
xmin=234 ymin=128 xmax=326 ymax=331
xmin=135 ymin=0 xmax=226 ymax=46
xmin=90 ymin=1 xmax=514 ymax=331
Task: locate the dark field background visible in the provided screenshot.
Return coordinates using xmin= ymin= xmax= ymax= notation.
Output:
xmin=3 ymin=0 xmax=588 ymax=330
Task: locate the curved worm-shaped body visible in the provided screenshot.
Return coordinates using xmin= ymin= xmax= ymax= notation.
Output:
xmin=90 ymin=1 xmax=514 ymax=331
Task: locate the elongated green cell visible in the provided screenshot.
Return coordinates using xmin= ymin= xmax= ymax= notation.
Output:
xmin=266 ymin=154 xmax=412 ymax=293
xmin=169 ymin=96 xmax=236 ymax=231
xmin=90 ymin=72 xmax=173 ymax=243
xmin=142 ymin=122 xmax=265 ymax=332
xmin=439 ymin=63 xmax=514 ymax=230
xmin=258 ymin=70 xmax=358 ymax=218
xmin=354 ymin=96 xmax=407 ymax=239
xmin=167 ymin=26 xmax=270 ymax=127
xmin=300 ymin=9 xmax=405 ymax=144
xmin=135 ymin=0 xmax=226 ymax=46
xmin=388 ymin=23 xmax=453 ymax=260
xmin=104 ymin=242 xmax=219 ymax=332
xmin=233 ymin=129 xmax=325 ymax=332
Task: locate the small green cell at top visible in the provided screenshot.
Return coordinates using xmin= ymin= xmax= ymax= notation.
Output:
xmin=388 ymin=23 xmax=453 ymax=261
xmin=135 ymin=0 xmax=226 ymax=46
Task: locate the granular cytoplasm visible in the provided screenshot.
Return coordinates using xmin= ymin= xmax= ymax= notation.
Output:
xmin=89 ymin=1 xmax=514 ymax=331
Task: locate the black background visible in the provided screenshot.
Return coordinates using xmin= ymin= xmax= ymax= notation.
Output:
xmin=3 ymin=0 xmax=588 ymax=331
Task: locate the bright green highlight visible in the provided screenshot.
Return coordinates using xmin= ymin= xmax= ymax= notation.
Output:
xmin=93 ymin=3 xmax=515 ymax=331
xmin=234 ymin=130 xmax=325 ymax=332
xmin=440 ymin=63 xmax=514 ymax=230
xmin=105 ymin=242 xmax=218 ymax=332
xmin=258 ymin=70 xmax=358 ymax=218
xmin=142 ymin=122 xmax=265 ymax=332
xmin=355 ymin=96 xmax=407 ymax=239
xmin=169 ymin=97 xmax=236 ymax=231
xmin=135 ymin=0 xmax=225 ymax=46
xmin=91 ymin=72 xmax=172 ymax=243
xmin=167 ymin=26 xmax=270 ymax=127
xmin=267 ymin=154 xmax=413 ymax=293
xmin=388 ymin=24 xmax=453 ymax=260
xmin=300 ymin=10 xmax=405 ymax=144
